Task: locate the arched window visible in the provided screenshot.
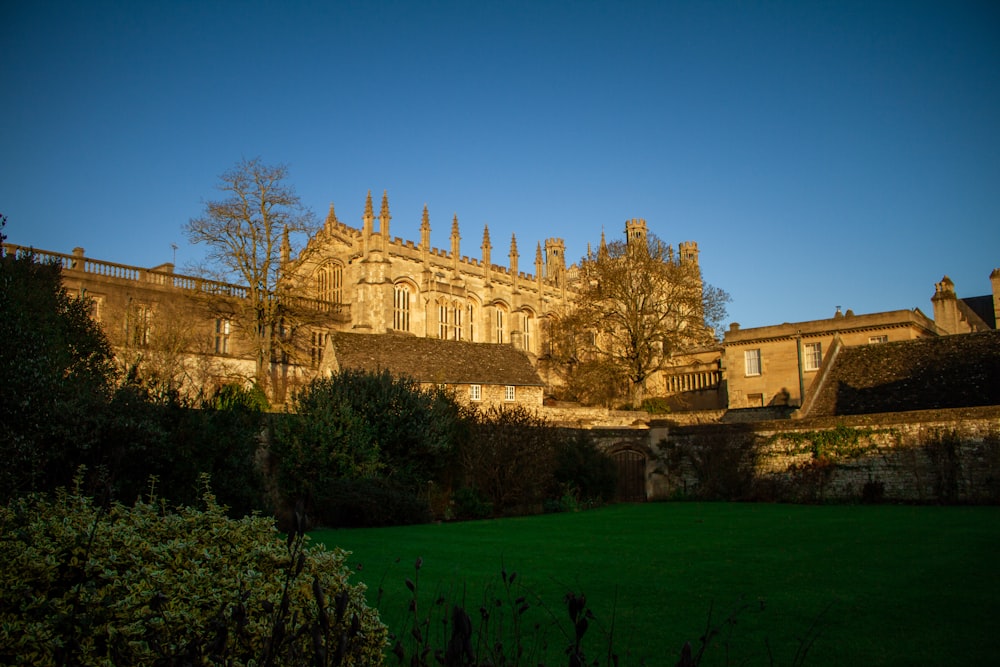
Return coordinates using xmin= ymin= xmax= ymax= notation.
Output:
xmin=316 ymin=263 xmax=343 ymax=304
xmin=495 ymin=304 xmax=507 ymax=344
xmin=393 ymin=283 xmax=411 ymax=332
xmin=520 ymin=310 xmax=534 ymax=352
xmin=466 ymin=299 xmax=478 ymax=342
xmin=438 ymin=300 xmax=463 ymax=340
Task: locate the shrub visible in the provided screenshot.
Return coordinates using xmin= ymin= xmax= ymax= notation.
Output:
xmin=458 ymin=406 xmax=560 ymax=515
xmin=0 ymin=250 xmax=115 ymax=501
xmin=317 ymin=478 xmax=432 ymax=528
xmin=551 ymin=431 xmax=617 ymax=507
xmin=451 ymin=485 xmax=494 ymax=520
xmin=0 ymin=477 xmax=387 ymax=665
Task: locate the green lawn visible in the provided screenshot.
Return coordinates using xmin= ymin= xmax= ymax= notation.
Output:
xmin=312 ymin=503 xmax=1000 ymax=666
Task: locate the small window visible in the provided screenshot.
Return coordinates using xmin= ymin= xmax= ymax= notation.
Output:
xmin=310 ymin=330 xmax=326 ymax=369
xmin=470 ymin=384 xmax=482 ymax=402
xmin=803 ymin=342 xmax=822 ymax=371
xmin=214 ymin=318 xmax=231 ymax=355
xmin=505 ymin=385 xmax=516 ymax=402
xmin=869 ymin=335 xmax=888 ymax=344
xmin=744 ymin=349 xmax=761 ymax=376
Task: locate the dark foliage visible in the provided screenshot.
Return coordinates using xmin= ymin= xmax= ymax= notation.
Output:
xmin=316 ymin=478 xmax=432 ymax=528
xmin=457 ymin=406 xmax=561 ymax=516
xmin=271 ymin=370 xmax=468 ymax=527
xmin=0 ymin=249 xmax=115 ymax=501
xmin=551 ymin=431 xmax=618 ymax=507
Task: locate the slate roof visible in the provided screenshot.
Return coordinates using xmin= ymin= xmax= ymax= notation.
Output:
xmin=804 ymin=330 xmax=1000 ymax=417
xmin=961 ymin=295 xmax=997 ymax=329
xmin=325 ymin=332 xmax=544 ymax=386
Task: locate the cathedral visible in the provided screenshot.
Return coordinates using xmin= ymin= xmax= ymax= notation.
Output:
xmin=4 ymin=190 xmax=718 ymax=408
xmin=285 ymin=190 xmax=577 ymax=354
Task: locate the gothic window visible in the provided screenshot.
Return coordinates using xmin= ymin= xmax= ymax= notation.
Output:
xmin=316 ymin=263 xmax=343 ymax=304
xmin=452 ymin=302 xmax=463 ymax=340
xmin=393 ymin=283 xmax=411 ymax=332
xmin=214 ymin=318 xmax=231 ymax=355
xmin=521 ymin=311 xmax=533 ymax=352
xmin=495 ymin=305 xmax=507 ymax=344
xmin=804 ymin=342 xmax=822 ymax=372
xmin=744 ymin=349 xmax=761 ymax=376
xmin=467 ymin=300 xmax=478 ymax=342
xmin=439 ymin=301 xmax=463 ymax=340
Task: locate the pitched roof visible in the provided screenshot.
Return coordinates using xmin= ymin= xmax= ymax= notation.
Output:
xmin=804 ymin=330 xmax=1000 ymax=417
xmin=324 ymin=332 xmax=544 ymax=386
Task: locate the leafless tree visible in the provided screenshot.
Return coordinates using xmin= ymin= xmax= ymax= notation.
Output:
xmin=185 ymin=158 xmax=317 ymax=395
xmin=547 ymin=233 xmax=729 ymax=407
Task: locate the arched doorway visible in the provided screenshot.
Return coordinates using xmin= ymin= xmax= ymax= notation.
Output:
xmin=613 ymin=449 xmax=647 ymax=502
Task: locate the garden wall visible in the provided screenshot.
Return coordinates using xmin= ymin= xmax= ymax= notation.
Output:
xmin=645 ymin=406 xmax=1000 ymax=503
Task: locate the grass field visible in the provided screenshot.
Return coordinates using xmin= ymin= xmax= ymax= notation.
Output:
xmin=312 ymin=503 xmax=999 ymax=666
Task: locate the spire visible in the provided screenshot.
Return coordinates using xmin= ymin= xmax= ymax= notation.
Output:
xmin=379 ymin=190 xmax=391 ymax=239
xmin=536 ymin=242 xmax=544 ymax=292
xmin=364 ymin=190 xmax=374 ymax=221
xmin=450 ymin=214 xmax=461 ymax=271
xmin=482 ymin=225 xmax=493 ymax=284
xmin=362 ymin=190 xmax=374 ymax=256
xmin=280 ymin=226 xmax=290 ymax=265
xmin=325 ymin=202 xmax=338 ymax=232
xmin=420 ymin=204 xmax=431 ymax=251
xmin=510 ymin=234 xmax=520 ymax=276
xmin=599 ymin=229 xmax=608 ymax=258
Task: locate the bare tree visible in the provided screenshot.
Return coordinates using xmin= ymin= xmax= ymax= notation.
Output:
xmin=185 ymin=158 xmax=317 ymax=395
xmin=548 ymin=233 xmax=729 ymax=407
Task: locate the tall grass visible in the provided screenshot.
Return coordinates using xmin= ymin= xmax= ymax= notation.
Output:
xmin=313 ymin=503 xmax=1000 ymax=666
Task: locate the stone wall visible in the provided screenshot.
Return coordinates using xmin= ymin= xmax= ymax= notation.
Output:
xmin=654 ymin=406 xmax=1000 ymax=503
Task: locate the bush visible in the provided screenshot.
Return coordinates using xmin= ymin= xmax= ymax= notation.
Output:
xmin=458 ymin=406 xmax=560 ymax=515
xmin=0 ymin=477 xmax=387 ymax=665
xmin=551 ymin=431 xmax=617 ymax=508
xmin=0 ymin=250 xmax=115 ymax=501
xmin=318 ymin=478 xmax=432 ymax=528
xmin=91 ymin=381 xmax=269 ymax=515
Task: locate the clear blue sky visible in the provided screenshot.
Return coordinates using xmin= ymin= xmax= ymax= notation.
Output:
xmin=3 ymin=0 xmax=998 ymax=330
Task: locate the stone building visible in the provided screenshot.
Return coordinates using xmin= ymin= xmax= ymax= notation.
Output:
xmin=320 ymin=331 xmax=545 ymax=408
xmin=4 ymin=195 xmax=708 ymax=408
xmin=282 ymin=191 xmax=578 ymax=353
xmin=723 ymin=269 xmax=1000 ymax=411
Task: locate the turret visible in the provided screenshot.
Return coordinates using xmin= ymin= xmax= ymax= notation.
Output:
xmin=679 ymin=241 xmax=699 ymax=266
xmin=544 ymin=238 xmax=565 ymax=285
xmin=625 ymin=218 xmax=647 ymax=246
